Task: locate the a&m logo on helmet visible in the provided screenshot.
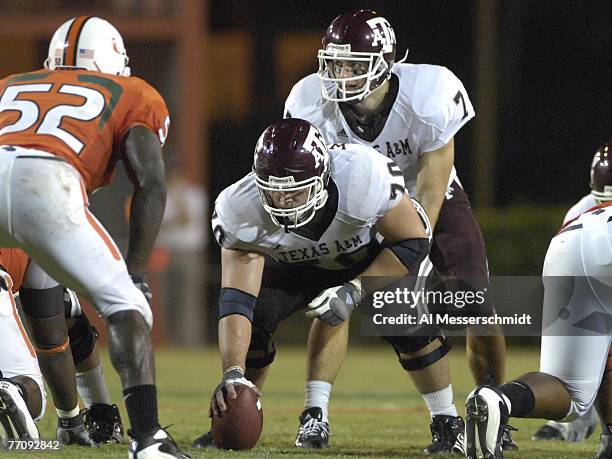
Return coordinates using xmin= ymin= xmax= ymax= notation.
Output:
xmin=303 ymin=126 xmax=327 ymax=170
xmin=366 ymin=17 xmax=396 ymax=53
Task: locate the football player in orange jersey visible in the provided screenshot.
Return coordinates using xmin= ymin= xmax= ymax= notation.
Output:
xmin=0 ymin=16 xmax=188 ymax=459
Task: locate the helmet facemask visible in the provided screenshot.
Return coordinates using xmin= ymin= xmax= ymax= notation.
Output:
xmin=255 ymin=174 xmax=329 ymax=228
xmin=318 ymin=44 xmax=390 ymax=102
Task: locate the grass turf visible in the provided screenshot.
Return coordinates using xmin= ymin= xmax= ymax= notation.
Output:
xmin=24 ymin=345 xmax=599 ymax=458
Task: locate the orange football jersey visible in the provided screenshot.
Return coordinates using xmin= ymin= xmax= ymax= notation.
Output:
xmin=0 ymin=248 xmax=30 ymax=292
xmin=0 ymin=69 xmax=169 ymax=192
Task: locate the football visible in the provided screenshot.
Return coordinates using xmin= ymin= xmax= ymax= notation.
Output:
xmin=211 ymin=384 xmax=263 ymax=450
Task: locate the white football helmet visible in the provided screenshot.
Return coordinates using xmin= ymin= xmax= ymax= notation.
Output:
xmin=44 ymin=16 xmax=130 ymax=76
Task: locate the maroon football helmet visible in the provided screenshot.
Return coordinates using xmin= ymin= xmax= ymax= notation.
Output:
xmin=253 ymin=118 xmax=330 ymax=228
xmin=590 ymin=141 xmax=612 ymax=201
xmin=318 ymin=10 xmax=400 ymax=102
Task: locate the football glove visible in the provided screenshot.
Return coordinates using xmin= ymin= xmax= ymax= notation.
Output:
xmin=210 ymin=366 xmax=258 ymax=416
xmin=130 ymin=274 xmax=152 ymax=303
xmin=306 ymin=279 xmax=362 ymax=326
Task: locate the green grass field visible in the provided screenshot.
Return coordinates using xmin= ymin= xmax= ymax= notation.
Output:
xmin=22 ymin=345 xmax=599 ymax=458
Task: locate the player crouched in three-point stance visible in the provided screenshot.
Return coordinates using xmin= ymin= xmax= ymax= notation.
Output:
xmin=0 ymin=246 xmax=123 ymax=447
xmin=283 ymin=9 xmax=510 ymax=453
xmin=530 ymin=144 xmax=612 ymax=444
xmin=0 ymin=248 xmax=46 ymax=446
xmin=193 ymin=118 xmax=459 ymax=452
xmin=0 ymin=16 xmax=188 ymax=458
xmin=464 ymin=143 xmax=612 ymax=459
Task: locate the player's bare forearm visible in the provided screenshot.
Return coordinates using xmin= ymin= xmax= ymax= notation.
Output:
xmin=126 ymin=185 xmax=166 ymax=274
xmin=218 ymin=314 xmax=252 ymax=371
xmin=415 ymin=139 xmax=454 ymax=229
xmin=221 ymin=248 xmax=265 ymax=296
xmin=122 ymin=125 xmax=167 ymax=275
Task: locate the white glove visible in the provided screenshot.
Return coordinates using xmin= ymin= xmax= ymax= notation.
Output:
xmin=306 ymin=279 xmax=362 ymax=326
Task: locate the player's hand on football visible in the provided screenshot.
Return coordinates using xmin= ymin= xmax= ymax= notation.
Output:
xmin=210 ymin=366 xmax=261 ymax=417
xmin=130 ymin=273 xmax=153 ymax=303
xmin=306 ymin=279 xmax=362 ymax=326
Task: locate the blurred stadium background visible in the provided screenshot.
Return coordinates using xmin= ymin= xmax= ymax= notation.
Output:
xmin=0 ymin=2 xmax=609 ymax=454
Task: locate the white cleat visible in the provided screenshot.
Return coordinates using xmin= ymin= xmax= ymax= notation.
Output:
xmin=129 ymin=428 xmax=191 ymax=458
xmin=0 ymin=380 xmax=39 ymax=447
xmin=465 ymin=386 xmax=509 ymax=459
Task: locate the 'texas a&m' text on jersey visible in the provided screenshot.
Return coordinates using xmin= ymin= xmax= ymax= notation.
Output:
xmin=212 ymin=144 xmax=406 ymax=270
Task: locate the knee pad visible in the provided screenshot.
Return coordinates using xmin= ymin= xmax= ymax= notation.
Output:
xmin=384 ymin=335 xmax=451 ymax=371
xmin=25 ymin=313 xmax=69 ymax=353
xmin=68 ymin=313 xmax=98 ymax=364
xmin=20 ymin=286 xmax=64 ymax=318
xmin=21 ymin=286 xmax=70 ymax=352
xmin=246 ymin=327 xmax=276 ymax=369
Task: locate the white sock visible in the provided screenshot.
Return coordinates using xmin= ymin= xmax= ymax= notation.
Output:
xmin=304 ymin=380 xmax=332 ymax=422
xmin=76 ymin=365 xmax=111 ymax=407
xmin=422 ymin=384 xmax=458 ymax=418
xmin=56 ymin=405 xmax=80 ymax=419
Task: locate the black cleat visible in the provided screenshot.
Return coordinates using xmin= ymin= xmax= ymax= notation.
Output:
xmin=295 ymin=407 xmax=330 ymax=448
xmin=129 ymin=427 xmax=191 ymax=459
xmin=57 ymin=413 xmax=98 ymax=447
xmin=192 ymin=430 xmax=216 ymax=449
xmin=423 ymin=415 xmax=465 ymax=455
xmin=532 ymin=424 xmax=565 ymax=441
xmin=501 ymin=425 xmax=519 ymax=451
xmin=0 ymin=380 xmax=40 ymax=446
xmin=596 ymin=434 xmax=612 ymax=459
xmin=82 ymin=403 xmax=124 ymax=444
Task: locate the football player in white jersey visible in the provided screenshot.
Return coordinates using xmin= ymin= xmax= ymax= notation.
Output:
xmin=194 ymin=118 xmax=463 ymax=452
xmin=283 ymin=9 xmax=510 ymax=453
xmin=464 ymin=141 xmax=612 ymax=459
xmin=530 ymin=142 xmax=611 ymax=447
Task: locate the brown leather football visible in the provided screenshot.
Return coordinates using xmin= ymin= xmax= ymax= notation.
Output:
xmin=211 ymin=384 xmax=263 ymax=450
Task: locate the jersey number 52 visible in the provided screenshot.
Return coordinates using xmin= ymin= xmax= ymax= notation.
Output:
xmin=0 ymin=83 xmax=107 ymax=155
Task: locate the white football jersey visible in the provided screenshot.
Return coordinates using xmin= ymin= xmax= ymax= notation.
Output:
xmin=212 ymin=144 xmax=406 ymax=270
xmin=284 ymin=63 xmax=475 ymax=195
xmin=564 ymin=194 xmax=598 ymax=223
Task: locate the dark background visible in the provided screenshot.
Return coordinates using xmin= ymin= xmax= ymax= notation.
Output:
xmin=208 ymin=0 xmax=610 ymax=207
